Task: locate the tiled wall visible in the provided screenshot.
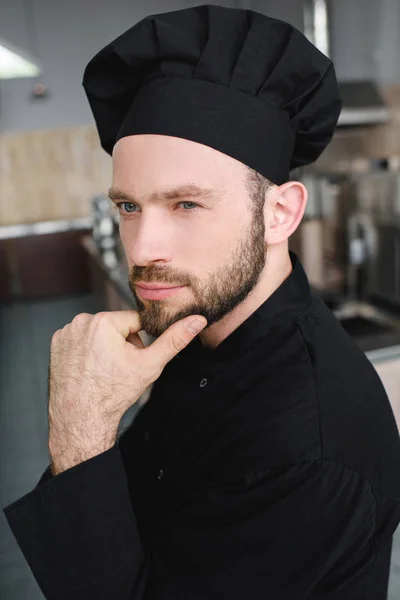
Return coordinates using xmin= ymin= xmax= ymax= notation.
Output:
xmin=0 ymin=126 xmax=111 ymax=226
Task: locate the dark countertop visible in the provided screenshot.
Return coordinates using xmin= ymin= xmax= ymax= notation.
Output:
xmin=81 ymin=235 xmax=135 ymax=309
xmin=81 ymin=235 xmax=400 ymax=365
xmin=349 ymin=328 xmax=400 ymax=360
xmin=313 ymin=289 xmax=400 ymax=362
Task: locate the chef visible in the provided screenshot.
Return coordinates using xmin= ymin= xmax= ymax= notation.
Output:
xmin=3 ymin=5 xmax=400 ymax=600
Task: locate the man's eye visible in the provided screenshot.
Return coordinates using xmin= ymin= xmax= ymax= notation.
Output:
xmin=114 ymin=202 xmax=137 ymax=213
xmin=179 ymin=201 xmax=200 ymax=211
xmin=115 ymin=201 xmax=200 ymax=213
xmin=113 ymin=202 xmax=137 ymax=214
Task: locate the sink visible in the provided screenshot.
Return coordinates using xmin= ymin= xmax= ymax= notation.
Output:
xmin=331 ymin=299 xmax=400 ymax=340
xmin=337 ymin=315 xmax=394 ymax=338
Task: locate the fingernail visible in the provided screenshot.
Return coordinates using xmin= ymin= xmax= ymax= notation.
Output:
xmin=188 ymin=319 xmax=206 ymax=334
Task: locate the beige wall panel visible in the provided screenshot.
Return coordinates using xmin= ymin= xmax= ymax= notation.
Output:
xmin=0 ymin=125 xmax=111 ymax=226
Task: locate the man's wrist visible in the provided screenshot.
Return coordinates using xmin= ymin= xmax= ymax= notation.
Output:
xmin=49 ymin=433 xmax=118 ymax=476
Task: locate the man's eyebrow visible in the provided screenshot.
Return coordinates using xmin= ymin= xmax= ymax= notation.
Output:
xmin=107 ymin=184 xmax=218 ymax=203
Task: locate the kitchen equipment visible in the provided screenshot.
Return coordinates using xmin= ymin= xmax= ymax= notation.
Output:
xmin=337 ymin=81 xmax=390 ymax=127
xmin=367 ymin=216 xmax=400 ymax=307
xmin=303 ymin=0 xmax=390 ymax=127
xmin=343 ymin=169 xmax=400 ymax=307
xmin=291 ymin=170 xmax=347 ymax=293
xmin=347 ymin=212 xmax=377 ymax=300
xmin=91 ymin=194 xmax=119 ymax=269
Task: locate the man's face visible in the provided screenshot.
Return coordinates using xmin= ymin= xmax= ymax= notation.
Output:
xmin=111 ymin=134 xmax=267 ymax=339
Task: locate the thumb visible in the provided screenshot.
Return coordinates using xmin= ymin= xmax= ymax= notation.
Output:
xmin=142 ymin=315 xmax=207 ymax=377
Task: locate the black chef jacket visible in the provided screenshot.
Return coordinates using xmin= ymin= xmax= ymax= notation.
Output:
xmin=3 ymin=250 xmax=400 ymax=600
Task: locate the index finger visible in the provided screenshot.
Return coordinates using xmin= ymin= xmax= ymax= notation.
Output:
xmin=98 ymin=310 xmax=144 ymax=341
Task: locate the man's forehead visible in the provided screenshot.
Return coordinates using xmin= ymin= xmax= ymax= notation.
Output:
xmin=111 ymin=135 xmax=249 ymax=201
xmin=112 ymin=134 xmax=248 ymax=174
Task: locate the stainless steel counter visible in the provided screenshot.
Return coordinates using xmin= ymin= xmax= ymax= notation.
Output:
xmin=0 ymin=217 xmax=93 ymax=240
xmin=366 ymin=344 xmax=400 ymax=363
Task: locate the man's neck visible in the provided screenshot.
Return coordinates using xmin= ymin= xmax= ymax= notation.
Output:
xmin=199 ymin=247 xmax=293 ymax=350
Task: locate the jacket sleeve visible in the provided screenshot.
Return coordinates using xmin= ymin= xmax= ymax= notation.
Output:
xmin=2 ymin=451 xmax=384 ymax=600
xmin=36 ymin=464 xmax=53 ymax=486
xmin=141 ymin=459 xmax=380 ymax=599
xmin=3 ymin=442 xmax=146 ymax=600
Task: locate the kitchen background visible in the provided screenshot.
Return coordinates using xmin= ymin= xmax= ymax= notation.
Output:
xmin=1 ymin=0 xmax=400 ymax=598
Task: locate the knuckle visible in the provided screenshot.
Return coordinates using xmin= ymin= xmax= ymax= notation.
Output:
xmin=93 ymin=311 xmax=109 ymax=324
xmin=170 ymin=335 xmax=185 ymax=353
xmin=51 ymin=331 xmax=60 ymax=347
xmin=72 ymin=313 xmax=91 ymax=326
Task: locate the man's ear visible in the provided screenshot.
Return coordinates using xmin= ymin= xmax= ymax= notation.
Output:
xmin=265 ymin=181 xmax=307 ymax=245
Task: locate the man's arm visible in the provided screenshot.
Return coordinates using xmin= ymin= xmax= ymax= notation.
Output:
xmin=4 ymin=305 xmax=207 ymax=599
xmin=3 ymin=442 xmax=145 ymax=600
xmin=3 ymin=452 xmax=387 ymax=600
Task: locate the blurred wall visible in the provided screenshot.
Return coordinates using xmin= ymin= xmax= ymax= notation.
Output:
xmin=243 ymin=0 xmax=304 ymax=30
xmin=0 ymin=0 xmax=241 ymax=133
xmin=3 ymin=0 xmax=400 ymax=135
xmin=0 ymin=0 xmax=308 ymax=134
xmin=329 ymin=0 xmax=400 ymax=84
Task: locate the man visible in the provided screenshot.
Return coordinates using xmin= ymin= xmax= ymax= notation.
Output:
xmin=3 ymin=5 xmax=400 ymax=600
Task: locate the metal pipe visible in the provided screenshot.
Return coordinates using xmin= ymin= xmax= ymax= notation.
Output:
xmin=303 ymin=0 xmax=331 ymax=58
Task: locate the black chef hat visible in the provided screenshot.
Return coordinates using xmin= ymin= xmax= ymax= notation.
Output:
xmin=82 ymin=5 xmax=342 ymax=185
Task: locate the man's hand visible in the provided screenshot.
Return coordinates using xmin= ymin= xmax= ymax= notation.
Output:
xmin=47 ymin=310 xmax=207 ymax=475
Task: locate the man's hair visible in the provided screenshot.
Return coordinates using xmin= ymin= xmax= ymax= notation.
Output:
xmin=245 ymin=166 xmax=274 ymax=214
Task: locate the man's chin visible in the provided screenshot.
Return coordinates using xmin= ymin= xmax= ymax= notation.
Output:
xmin=137 ymin=311 xmax=177 ymax=339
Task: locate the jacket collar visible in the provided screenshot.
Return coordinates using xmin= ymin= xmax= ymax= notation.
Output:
xmin=174 ymin=250 xmax=312 ymax=365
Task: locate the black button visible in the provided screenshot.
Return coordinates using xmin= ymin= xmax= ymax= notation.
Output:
xmin=157 ymin=469 xmax=164 ymax=480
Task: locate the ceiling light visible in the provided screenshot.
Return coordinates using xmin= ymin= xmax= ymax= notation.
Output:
xmin=0 ymin=36 xmax=41 ymax=79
